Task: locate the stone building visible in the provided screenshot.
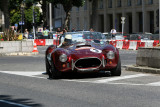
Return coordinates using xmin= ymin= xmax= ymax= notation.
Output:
xmin=53 ymin=0 xmax=159 ymax=33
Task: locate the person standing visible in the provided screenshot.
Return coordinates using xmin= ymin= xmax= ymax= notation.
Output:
xmin=89 ymin=28 xmax=94 ymax=32
xmin=43 ymin=27 xmax=49 ymax=39
xmin=110 ymin=28 xmax=117 ymax=38
xmin=71 ymin=28 xmax=76 ymax=32
xmin=24 ymin=29 xmax=29 ymax=39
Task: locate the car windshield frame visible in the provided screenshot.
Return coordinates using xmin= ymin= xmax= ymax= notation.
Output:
xmin=61 ymin=32 xmax=106 ymax=45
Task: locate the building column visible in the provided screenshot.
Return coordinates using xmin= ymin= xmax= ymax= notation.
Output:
xmin=112 ymin=0 xmax=116 ymax=29
xmin=132 ymin=10 xmax=137 ymax=33
xmin=103 ymin=0 xmax=107 ymax=32
xmin=154 ymin=9 xmax=158 ymax=32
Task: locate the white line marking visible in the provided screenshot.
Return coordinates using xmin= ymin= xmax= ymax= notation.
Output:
xmin=0 ymin=100 xmax=31 ymax=107
xmin=0 ymin=71 xmax=44 ymax=76
xmin=93 ymin=74 xmax=149 ymax=83
xmin=146 ymin=81 xmax=160 ymax=86
xmin=1 ymin=71 xmax=160 ymax=87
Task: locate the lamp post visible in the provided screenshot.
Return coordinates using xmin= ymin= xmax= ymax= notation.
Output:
xmin=21 ymin=1 xmax=25 ymax=33
xmin=121 ymin=17 xmax=125 ymax=36
xmin=32 ymin=3 xmax=41 ymax=39
xmin=33 ymin=3 xmax=36 ymax=39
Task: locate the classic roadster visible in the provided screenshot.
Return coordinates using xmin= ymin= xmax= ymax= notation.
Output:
xmin=45 ymin=32 xmax=121 ymax=79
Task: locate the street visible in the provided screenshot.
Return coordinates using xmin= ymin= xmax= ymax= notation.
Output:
xmin=0 ymin=46 xmax=160 ymax=107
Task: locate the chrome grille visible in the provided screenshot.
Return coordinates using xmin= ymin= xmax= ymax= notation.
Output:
xmin=75 ymin=57 xmax=101 ymax=70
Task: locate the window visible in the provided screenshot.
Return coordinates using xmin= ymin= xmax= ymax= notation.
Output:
xmin=76 ymin=7 xmax=79 ymax=11
xmin=99 ymin=0 xmax=103 ymax=9
xmin=127 ymin=0 xmax=131 ymax=6
xmin=117 ymin=0 xmax=121 ymax=7
xmin=84 ymin=1 xmax=87 ymax=10
xmin=137 ymin=0 xmax=142 ymax=5
xmin=148 ymin=0 xmax=153 ymax=4
xmin=108 ymin=0 xmax=112 ymax=8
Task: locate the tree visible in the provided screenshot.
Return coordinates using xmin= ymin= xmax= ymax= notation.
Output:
xmin=25 ymin=0 xmax=52 ymax=27
xmin=51 ymin=0 xmax=85 ymax=30
xmin=0 ymin=0 xmax=10 ymax=29
xmin=9 ymin=0 xmax=42 ymax=31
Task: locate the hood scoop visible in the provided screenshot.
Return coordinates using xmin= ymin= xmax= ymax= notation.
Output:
xmin=76 ymin=44 xmax=91 ymax=48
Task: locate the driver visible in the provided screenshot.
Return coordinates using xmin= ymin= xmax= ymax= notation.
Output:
xmin=60 ymin=34 xmax=72 ymax=47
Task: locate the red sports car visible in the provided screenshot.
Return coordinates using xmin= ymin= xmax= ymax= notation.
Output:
xmin=45 ymin=32 xmax=121 ymax=79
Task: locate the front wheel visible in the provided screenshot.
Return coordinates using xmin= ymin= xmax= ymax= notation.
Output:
xmin=48 ymin=62 xmax=62 ymax=79
xmin=111 ymin=58 xmax=121 ymax=76
xmin=45 ymin=57 xmax=50 ymax=74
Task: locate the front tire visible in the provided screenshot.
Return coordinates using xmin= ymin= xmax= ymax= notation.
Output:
xmin=111 ymin=58 xmax=121 ymax=76
xmin=48 ymin=61 xmax=62 ymax=79
xmin=45 ymin=57 xmax=50 ymax=74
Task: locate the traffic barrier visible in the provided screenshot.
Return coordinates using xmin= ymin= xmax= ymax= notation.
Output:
xmin=45 ymin=39 xmax=54 ymax=46
xmin=29 ymin=39 xmax=160 ymax=50
xmin=153 ymin=40 xmax=159 ymax=47
xmin=122 ymin=40 xmax=129 ymax=50
xmin=116 ymin=40 xmax=123 ymax=49
xmin=144 ymin=40 xmax=154 ymax=48
xmin=109 ymin=40 xmax=116 ymax=47
xmin=34 ymin=39 xmax=45 ymax=46
xmin=128 ymin=41 xmax=137 ymax=50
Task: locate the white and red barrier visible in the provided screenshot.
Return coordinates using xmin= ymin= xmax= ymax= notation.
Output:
xmin=109 ymin=40 xmax=159 ymax=50
xmin=27 ymin=39 xmax=159 ymax=50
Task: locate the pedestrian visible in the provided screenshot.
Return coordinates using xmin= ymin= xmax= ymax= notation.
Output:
xmin=24 ymin=29 xmax=29 ymax=39
xmin=62 ymin=28 xmax=67 ymax=34
xmin=71 ymin=28 xmax=76 ymax=32
xmin=89 ymin=28 xmax=94 ymax=32
xmin=43 ymin=27 xmax=49 ymax=39
xmin=110 ymin=28 xmax=117 ymax=38
xmin=56 ymin=28 xmax=62 ymax=34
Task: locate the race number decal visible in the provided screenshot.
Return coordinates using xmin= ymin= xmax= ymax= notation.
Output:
xmin=90 ymin=48 xmax=102 ymax=53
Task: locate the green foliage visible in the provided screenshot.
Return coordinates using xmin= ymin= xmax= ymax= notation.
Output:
xmin=9 ymin=1 xmax=42 ymax=31
xmin=10 ymin=10 xmax=21 ymax=25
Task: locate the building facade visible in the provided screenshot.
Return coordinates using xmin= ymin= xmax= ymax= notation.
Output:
xmin=53 ymin=0 xmax=159 ymax=33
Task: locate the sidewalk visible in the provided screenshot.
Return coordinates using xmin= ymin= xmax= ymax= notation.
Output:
xmin=126 ymin=65 xmax=160 ymax=74
xmin=0 ymin=52 xmax=38 ymax=56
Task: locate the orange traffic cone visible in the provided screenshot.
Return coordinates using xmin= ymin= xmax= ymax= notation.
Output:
xmin=32 ymin=42 xmax=39 ymax=53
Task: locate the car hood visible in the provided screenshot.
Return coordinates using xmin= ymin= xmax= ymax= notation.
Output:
xmin=65 ymin=42 xmax=105 ymax=59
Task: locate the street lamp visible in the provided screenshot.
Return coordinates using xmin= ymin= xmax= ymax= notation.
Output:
xmin=33 ymin=3 xmax=36 ymax=39
xmin=33 ymin=3 xmax=42 ymax=39
xmin=21 ymin=1 xmax=25 ymax=33
xmin=121 ymin=17 xmax=125 ymax=36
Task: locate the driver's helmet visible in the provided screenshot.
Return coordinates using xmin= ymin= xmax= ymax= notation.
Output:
xmin=63 ymin=34 xmax=72 ymax=46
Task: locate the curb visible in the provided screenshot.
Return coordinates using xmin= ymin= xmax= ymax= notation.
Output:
xmin=0 ymin=52 xmax=39 ymax=56
xmin=125 ymin=65 xmax=160 ymax=74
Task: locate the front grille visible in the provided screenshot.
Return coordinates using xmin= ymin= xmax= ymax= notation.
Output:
xmin=75 ymin=57 xmax=101 ymax=69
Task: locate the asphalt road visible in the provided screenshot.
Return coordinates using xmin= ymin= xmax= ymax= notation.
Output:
xmin=0 ymin=47 xmax=160 ymax=107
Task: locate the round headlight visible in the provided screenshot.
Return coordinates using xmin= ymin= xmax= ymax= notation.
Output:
xmin=59 ymin=54 xmax=67 ymax=62
xmin=107 ymin=51 xmax=115 ymax=59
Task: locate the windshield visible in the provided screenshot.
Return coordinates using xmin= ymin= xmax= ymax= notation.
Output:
xmin=59 ymin=32 xmax=106 ymax=46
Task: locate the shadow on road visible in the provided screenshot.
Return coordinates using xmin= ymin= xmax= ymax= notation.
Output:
xmin=47 ymin=71 xmax=111 ymax=80
xmin=0 ymin=95 xmax=43 ymax=107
